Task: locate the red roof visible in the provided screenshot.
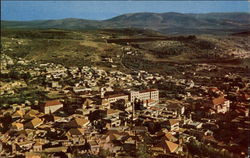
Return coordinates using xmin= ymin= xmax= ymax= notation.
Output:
xmin=139 ymin=89 xmax=158 ymax=93
xmin=212 ymin=97 xmax=227 ymax=105
xmin=44 ymin=100 xmax=62 ymax=107
xmin=106 ymin=93 xmax=128 ymax=99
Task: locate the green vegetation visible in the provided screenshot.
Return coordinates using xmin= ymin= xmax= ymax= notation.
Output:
xmin=136 ymin=143 xmax=150 ymax=158
xmin=1 ymin=29 xmax=102 ymax=67
xmin=1 ymin=29 xmax=84 ymax=40
xmin=187 ymin=139 xmax=239 ymax=158
xmin=1 ymin=28 xmax=249 ymax=73
xmin=2 ymin=12 xmax=249 ymax=35
xmin=0 ymin=87 xmax=47 ymax=105
xmin=0 ymin=70 xmax=31 ymax=82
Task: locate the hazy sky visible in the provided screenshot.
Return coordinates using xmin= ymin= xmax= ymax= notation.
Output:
xmin=1 ymin=1 xmax=249 ymax=21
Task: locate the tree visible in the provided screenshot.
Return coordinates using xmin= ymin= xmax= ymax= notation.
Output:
xmin=136 ymin=143 xmax=150 ymax=158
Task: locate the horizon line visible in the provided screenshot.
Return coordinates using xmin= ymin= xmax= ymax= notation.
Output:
xmin=1 ymin=11 xmax=249 ymax=22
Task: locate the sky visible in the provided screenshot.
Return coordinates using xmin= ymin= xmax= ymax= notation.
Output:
xmin=1 ymin=1 xmax=249 ymax=21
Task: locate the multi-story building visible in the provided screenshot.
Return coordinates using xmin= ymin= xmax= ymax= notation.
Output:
xmin=105 ymin=93 xmax=129 ymax=103
xmin=130 ymin=89 xmax=159 ymax=102
xmin=104 ymin=89 xmax=159 ymax=106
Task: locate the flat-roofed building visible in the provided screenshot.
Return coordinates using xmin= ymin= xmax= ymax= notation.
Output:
xmin=104 ymin=89 xmax=159 ymax=106
xmin=130 ymin=89 xmax=159 ymax=103
xmin=105 ymin=93 xmax=129 ymax=103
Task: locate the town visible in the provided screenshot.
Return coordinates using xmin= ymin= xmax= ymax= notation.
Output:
xmin=0 ymin=53 xmax=249 ymax=158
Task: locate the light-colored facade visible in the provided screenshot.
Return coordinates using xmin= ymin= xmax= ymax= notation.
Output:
xmin=106 ymin=94 xmax=129 ymax=103
xmin=44 ymin=104 xmax=63 ymax=114
xmin=212 ymin=100 xmax=230 ymax=114
xmin=43 ymin=100 xmax=63 ymax=114
xmin=130 ymin=89 xmax=159 ymax=102
xmin=105 ymin=89 xmax=159 ymax=105
xmin=208 ymin=96 xmax=230 ymax=114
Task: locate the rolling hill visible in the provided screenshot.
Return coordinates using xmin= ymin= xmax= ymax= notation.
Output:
xmin=2 ymin=12 xmax=250 ymax=35
xmin=1 ymin=12 xmax=250 ymax=74
xmin=1 ymin=28 xmax=250 ymax=75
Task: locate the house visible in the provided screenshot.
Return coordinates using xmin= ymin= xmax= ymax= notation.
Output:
xmin=101 ymin=99 xmax=110 ymax=107
xmin=88 ymin=140 xmax=100 ymax=153
xmin=82 ymin=98 xmax=94 ymax=108
xmin=164 ymin=119 xmax=180 ymax=131
xmin=12 ymin=110 xmax=25 ymax=119
xmin=161 ymin=132 xmax=178 ymax=143
xmin=25 ymin=117 xmax=43 ymax=129
xmin=105 ymin=131 xmax=123 ymax=142
xmin=108 ymin=119 xmax=121 ymax=127
xmin=33 ymin=142 xmax=43 ymax=152
xmin=166 ymin=101 xmax=185 ymax=115
xmin=157 ymin=140 xmax=180 ymax=154
xmin=207 ymin=96 xmax=230 ymax=114
xmin=43 ymin=100 xmax=63 ymax=114
xmin=143 ymin=108 xmax=160 ymax=118
xmin=17 ymin=141 xmax=34 ymax=151
xmin=106 ymin=109 xmax=122 ymax=118
xmin=11 ymin=122 xmax=24 ymax=131
xmin=66 ymin=117 xmax=90 ymax=128
xmin=186 ymin=122 xmax=203 ymax=129
xmin=66 ymin=128 xmax=84 ymax=136
xmin=66 ymin=128 xmax=85 ymax=144
xmin=43 ymin=114 xmax=62 ymax=123
xmin=24 ymin=110 xmax=40 ymax=120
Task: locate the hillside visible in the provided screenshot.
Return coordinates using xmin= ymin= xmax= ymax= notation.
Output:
xmin=1 ymin=29 xmax=249 ymax=75
xmin=2 ymin=12 xmax=250 ymax=35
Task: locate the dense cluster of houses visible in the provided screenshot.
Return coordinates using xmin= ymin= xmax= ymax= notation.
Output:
xmin=0 ymin=55 xmax=249 ymax=158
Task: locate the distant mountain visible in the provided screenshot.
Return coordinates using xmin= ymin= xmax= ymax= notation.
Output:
xmin=2 ymin=12 xmax=250 ymax=35
xmin=1 ymin=18 xmax=103 ymax=29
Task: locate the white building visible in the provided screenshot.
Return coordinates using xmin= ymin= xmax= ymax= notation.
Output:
xmin=106 ymin=94 xmax=129 ymax=103
xmin=43 ymin=100 xmax=63 ymax=114
xmin=104 ymin=89 xmax=159 ymax=105
xmin=130 ymin=89 xmax=159 ymax=103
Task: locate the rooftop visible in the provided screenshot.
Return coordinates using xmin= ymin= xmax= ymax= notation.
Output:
xmin=212 ymin=96 xmax=227 ymax=105
xmin=44 ymin=100 xmax=62 ymax=107
xmin=139 ymin=89 xmax=158 ymax=93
